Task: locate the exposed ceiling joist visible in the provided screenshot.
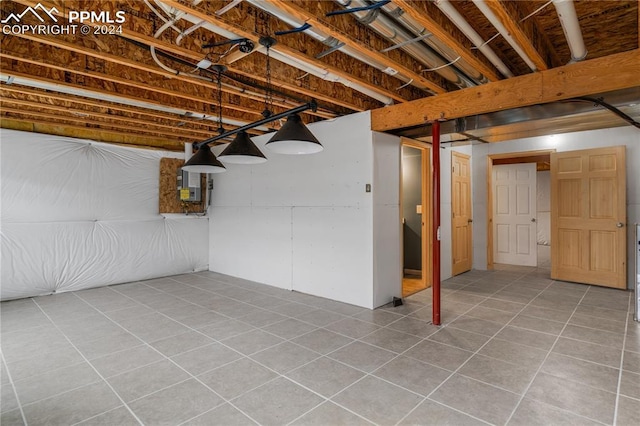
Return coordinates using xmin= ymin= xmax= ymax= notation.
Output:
xmin=481 ymin=0 xmax=548 ymax=71
xmin=0 ymin=52 xmax=266 ymax=121
xmin=390 ymin=0 xmax=501 ymax=82
xmin=371 ymin=48 xmax=640 ymax=131
xmin=0 ymin=85 xmax=262 ymax=136
xmin=10 ymin=33 xmax=334 ymax=119
xmin=0 ymin=0 xmax=637 ymax=149
xmin=9 ymin=0 xmax=370 ymax=113
xmin=269 ymin=0 xmax=446 ymax=94
xmin=0 ymin=117 xmax=185 ymax=150
xmin=161 ymin=0 xmax=410 ymax=104
xmin=0 ymin=97 xmax=214 ymax=139
xmin=0 ymin=103 xmax=202 ymax=142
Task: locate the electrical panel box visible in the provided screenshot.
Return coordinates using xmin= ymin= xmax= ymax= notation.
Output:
xmin=177 ymin=169 xmax=201 ymax=202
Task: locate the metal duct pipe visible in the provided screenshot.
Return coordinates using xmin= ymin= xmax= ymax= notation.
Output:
xmin=553 ymin=0 xmax=587 ymax=62
xmin=244 ymin=0 xmax=439 ymax=92
xmin=434 ymin=0 xmax=513 ymax=77
xmin=376 ymin=1 xmax=488 ymax=84
xmin=334 ymin=0 xmax=477 ymax=88
xmin=472 ymin=0 xmax=538 ymax=71
xmin=155 ymin=1 xmax=394 ymax=105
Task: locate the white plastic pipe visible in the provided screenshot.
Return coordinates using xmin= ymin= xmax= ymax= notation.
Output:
xmin=472 ymin=0 xmax=538 ymax=71
xmin=434 ymin=0 xmax=513 ymax=77
xmin=553 ymin=0 xmax=587 ymax=62
xmin=185 ymin=142 xmax=194 ymax=160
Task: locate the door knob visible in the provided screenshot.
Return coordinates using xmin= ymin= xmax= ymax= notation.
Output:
xmin=468 ymin=219 xmax=473 ymax=223
xmin=531 ymin=218 xmax=536 ymax=223
xmin=616 ymin=222 xmax=624 ymax=228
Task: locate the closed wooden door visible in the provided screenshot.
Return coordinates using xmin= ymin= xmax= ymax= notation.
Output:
xmin=551 ymin=146 xmax=626 ymax=288
xmin=493 ymin=163 xmax=537 ymax=266
xmin=452 ymin=152 xmax=472 ymax=275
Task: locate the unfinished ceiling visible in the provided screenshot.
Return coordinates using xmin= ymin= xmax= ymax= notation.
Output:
xmin=0 ymin=0 xmax=638 ymax=150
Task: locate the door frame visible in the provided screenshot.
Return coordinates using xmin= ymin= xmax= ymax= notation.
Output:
xmin=400 ymin=137 xmax=432 ymax=292
xmin=487 ymin=149 xmax=555 ymax=270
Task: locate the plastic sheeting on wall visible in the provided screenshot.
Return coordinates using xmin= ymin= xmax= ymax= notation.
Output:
xmin=1 ymin=130 xmax=208 ymax=300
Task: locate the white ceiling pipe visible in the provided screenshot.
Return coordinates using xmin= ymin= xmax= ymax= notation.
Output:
xmin=185 ymin=142 xmax=194 ymax=160
xmin=434 ymin=0 xmax=513 ymax=77
xmin=335 ymin=0 xmax=476 ymax=88
xmin=377 ymin=1 xmax=487 ymax=84
xmin=472 ymin=0 xmax=538 ymax=71
xmin=553 ymin=0 xmax=587 ymax=62
xmin=154 ymin=1 xmax=394 ymax=105
xmin=244 ymin=0 xmax=434 ymax=92
xmin=0 ymin=74 xmax=271 ymax=131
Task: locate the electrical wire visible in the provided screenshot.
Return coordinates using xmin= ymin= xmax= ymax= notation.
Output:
xmin=421 ymin=57 xmax=461 ymax=72
xmin=117 ymin=38 xmax=344 ymax=116
xmin=572 ymin=97 xmax=640 ymax=129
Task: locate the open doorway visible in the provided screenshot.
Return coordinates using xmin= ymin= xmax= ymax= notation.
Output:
xmin=401 ymin=138 xmax=431 ymax=296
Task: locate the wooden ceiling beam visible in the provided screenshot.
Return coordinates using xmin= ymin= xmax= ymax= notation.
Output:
xmin=0 ymin=97 xmax=214 ymax=139
xmin=0 ymin=104 xmax=200 ymax=141
xmin=0 ymin=116 xmax=185 ymax=150
xmin=390 ymin=0 xmax=501 ymax=82
xmin=0 ymin=34 xmax=282 ymax=120
xmin=9 ymin=0 xmax=369 ymax=112
xmin=11 ymin=32 xmax=334 ymax=120
xmin=482 ymin=0 xmax=548 ymax=71
xmin=0 ymin=82 xmax=263 ymax=136
xmin=269 ymin=0 xmax=446 ymax=94
xmin=371 ymin=48 xmax=640 ymax=131
xmin=161 ymin=0 xmax=409 ymax=103
xmin=0 ymin=67 xmax=269 ymax=133
xmin=0 ymin=52 xmax=270 ymax=124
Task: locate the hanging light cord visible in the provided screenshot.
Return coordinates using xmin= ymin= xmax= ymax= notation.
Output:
xmin=264 ymin=44 xmax=274 ymax=118
xmin=216 ymin=70 xmax=224 ymax=134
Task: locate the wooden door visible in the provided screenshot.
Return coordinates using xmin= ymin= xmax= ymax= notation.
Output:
xmin=493 ymin=163 xmax=537 ymax=266
xmin=551 ymin=146 xmax=626 ymax=288
xmin=452 ymin=152 xmax=472 ymax=275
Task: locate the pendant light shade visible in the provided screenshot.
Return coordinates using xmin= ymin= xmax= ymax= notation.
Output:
xmin=182 ymin=144 xmax=226 ymax=173
xmin=265 ymin=114 xmax=323 ymax=155
xmin=218 ymin=131 xmax=267 ymax=164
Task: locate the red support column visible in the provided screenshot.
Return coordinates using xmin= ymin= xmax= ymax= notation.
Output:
xmin=432 ymin=120 xmax=441 ymax=326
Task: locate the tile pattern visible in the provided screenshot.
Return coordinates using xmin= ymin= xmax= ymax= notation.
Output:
xmin=1 ymin=265 xmax=638 ymax=425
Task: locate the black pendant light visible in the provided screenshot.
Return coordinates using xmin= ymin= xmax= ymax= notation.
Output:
xmin=182 ymin=144 xmax=226 ymax=173
xmin=266 ymin=114 xmax=323 ymax=154
xmin=218 ymin=131 xmax=267 ymax=164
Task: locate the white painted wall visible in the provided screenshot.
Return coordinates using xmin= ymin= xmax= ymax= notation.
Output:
xmin=472 ymin=126 xmax=640 ymax=289
xmin=0 ymin=129 xmax=209 ymax=301
xmin=372 ymin=132 xmax=402 ymax=307
xmin=210 ymin=112 xmax=400 ymax=308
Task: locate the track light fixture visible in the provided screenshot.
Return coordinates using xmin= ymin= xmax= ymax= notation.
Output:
xmin=182 ymin=33 xmax=323 ymax=173
xmin=183 ymin=101 xmax=322 ymax=173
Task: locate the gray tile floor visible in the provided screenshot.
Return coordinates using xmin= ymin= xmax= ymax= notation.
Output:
xmin=1 ymin=265 xmax=639 ymax=425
